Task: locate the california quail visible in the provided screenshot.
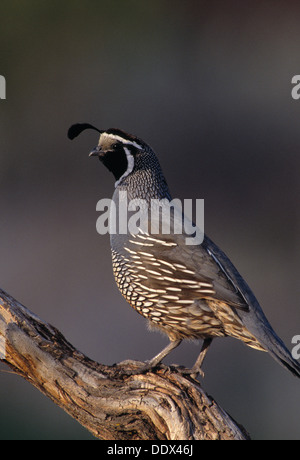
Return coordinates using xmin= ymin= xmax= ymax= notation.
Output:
xmin=68 ymin=123 xmax=300 ymax=378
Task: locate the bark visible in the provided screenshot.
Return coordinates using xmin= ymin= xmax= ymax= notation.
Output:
xmin=0 ymin=288 xmax=250 ymax=440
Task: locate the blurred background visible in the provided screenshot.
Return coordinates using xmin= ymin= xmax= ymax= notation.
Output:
xmin=0 ymin=0 xmax=299 ymax=440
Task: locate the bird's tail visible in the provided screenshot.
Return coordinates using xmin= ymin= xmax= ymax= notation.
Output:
xmin=203 ymin=236 xmax=300 ymax=378
xmin=225 ymin=308 xmax=300 ymax=377
xmin=259 ymin=326 xmax=300 ymax=378
xmin=238 ymin=307 xmax=300 ymax=378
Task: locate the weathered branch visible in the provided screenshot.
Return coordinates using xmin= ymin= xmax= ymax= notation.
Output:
xmin=0 ymin=288 xmax=249 ymax=440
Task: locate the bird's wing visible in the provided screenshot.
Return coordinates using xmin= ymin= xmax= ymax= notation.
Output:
xmin=124 ymin=230 xmax=249 ymax=311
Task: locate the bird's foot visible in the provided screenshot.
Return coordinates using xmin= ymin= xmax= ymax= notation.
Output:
xmin=115 ymin=359 xmax=168 ymax=376
xmin=170 ymin=364 xmax=205 ymax=379
xmin=113 ymin=360 xmax=204 ymax=379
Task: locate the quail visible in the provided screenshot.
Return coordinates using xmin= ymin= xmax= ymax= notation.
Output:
xmin=68 ymin=123 xmax=300 ymax=378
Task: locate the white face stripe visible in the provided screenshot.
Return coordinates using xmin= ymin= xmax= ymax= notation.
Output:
xmin=103 ymin=133 xmax=144 ymax=150
xmin=114 ymin=146 xmax=135 ymax=187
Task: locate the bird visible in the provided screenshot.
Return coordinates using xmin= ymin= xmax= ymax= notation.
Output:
xmin=68 ymin=122 xmax=300 ymax=378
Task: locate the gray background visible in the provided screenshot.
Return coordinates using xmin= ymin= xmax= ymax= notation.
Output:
xmin=0 ymin=0 xmax=299 ymax=439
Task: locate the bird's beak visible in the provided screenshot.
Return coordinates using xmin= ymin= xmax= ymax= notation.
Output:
xmin=89 ymin=146 xmax=101 ymax=157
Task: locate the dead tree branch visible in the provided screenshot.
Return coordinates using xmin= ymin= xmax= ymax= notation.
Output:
xmin=0 ymin=288 xmax=249 ymax=440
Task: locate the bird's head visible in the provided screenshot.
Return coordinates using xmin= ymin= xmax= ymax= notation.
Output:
xmin=68 ymin=123 xmax=154 ymax=187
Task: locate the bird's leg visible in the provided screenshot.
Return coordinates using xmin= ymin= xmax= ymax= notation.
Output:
xmin=122 ymin=338 xmax=212 ymax=377
xmin=190 ymin=338 xmax=213 ymax=377
xmin=176 ymin=338 xmax=213 ymax=378
xmin=123 ymin=339 xmax=182 ymax=375
xmin=145 ymin=339 xmax=182 ymax=369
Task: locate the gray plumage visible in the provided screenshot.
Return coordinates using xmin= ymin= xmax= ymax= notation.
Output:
xmin=68 ymin=123 xmax=300 ymax=378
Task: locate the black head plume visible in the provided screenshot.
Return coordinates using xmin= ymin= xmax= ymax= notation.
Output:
xmin=68 ymin=123 xmax=103 ymax=140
